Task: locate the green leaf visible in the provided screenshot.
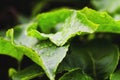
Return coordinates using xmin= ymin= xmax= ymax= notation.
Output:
xmin=6 ymin=28 xmax=14 ymax=43
xmin=96 ymin=21 xmax=120 ymax=33
xmin=59 ymin=69 xmax=93 ymax=80
xmin=0 ymin=23 xmax=38 ymax=61
xmin=35 ymin=8 xmax=74 ymax=33
xmin=21 ymin=41 xmax=69 ymax=80
xmin=9 ymin=64 xmax=44 ymax=80
xmin=9 ymin=68 xmax=17 ymax=78
xmin=28 ymin=8 xmax=97 ymax=46
xmin=91 ymin=0 xmax=120 ymax=13
xmin=80 ymin=7 xmax=120 ymax=33
xmin=34 ymin=41 xmax=69 ymax=80
xmin=0 ymin=38 xmax=24 ymax=61
xmin=13 ymin=24 xmax=38 ymax=47
xmin=84 ymin=40 xmax=119 ymax=79
xmin=80 ymin=7 xmax=115 ymax=24
xmin=110 ymin=71 xmax=120 ymax=80
xmin=48 ymin=11 xmax=97 ymax=46
xmin=58 ymin=39 xmax=119 ymax=79
xmin=27 ymin=22 xmax=50 ymax=40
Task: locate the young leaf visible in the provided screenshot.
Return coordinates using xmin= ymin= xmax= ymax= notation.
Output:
xmin=96 ymin=21 xmax=120 ymax=33
xmin=28 ymin=9 xmax=97 ymax=46
xmin=35 ymin=8 xmax=73 ymax=33
xmin=0 ymin=38 xmax=24 ymax=61
xmin=6 ymin=28 xmax=14 ymax=43
xmin=27 ymin=22 xmax=50 ymax=40
xmin=14 ymin=24 xmax=38 ymax=47
xmin=34 ymin=41 xmax=69 ymax=80
xmin=48 ymin=11 xmax=97 ymax=46
xmin=20 ymin=41 xmax=69 ymax=80
xmin=80 ymin=7 xmax=115 ymax=24
xmin=80 ymin=7 xmax=120 ymax=33
xmin=59 ymin=69 xmax=93 ymax=80
xmin=9 ymin=68 xmax=17 ymax=78
xmin=0 ymin=23 xmax=37 ymax=61
xmin=110 ymin=71 xmax=120 ymax=80
xmin=58 ymin=39 xmax=119 ymax=79
xmin=9 ymin=64 xmax=44 ymax=80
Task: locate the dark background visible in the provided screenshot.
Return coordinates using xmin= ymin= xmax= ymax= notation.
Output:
xmin=0 ymin=0 xmax=91 ymax=30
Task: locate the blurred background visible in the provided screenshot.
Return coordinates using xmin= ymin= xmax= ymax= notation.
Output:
xmin=0 ymin=0 xmax=92 ymax=30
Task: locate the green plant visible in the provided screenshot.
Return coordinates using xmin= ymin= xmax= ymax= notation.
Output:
xmin=0 ymin=7 xmax=120 ymax=80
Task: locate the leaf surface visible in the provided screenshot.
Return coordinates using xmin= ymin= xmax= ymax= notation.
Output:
xmin=0 ymin=38 xmax=24 ymax=61
xmin=35 ymin=9 xmax=73 ymax=33
xmin=14 ymin=24 xmax=38 ymax=47
xmin=28 ymin=8 xmax=97 ymax=46
xmin=59 ymin=69 xmax=93 ymax=80
xmin=80 ymin=7 xmax=120 ymax=33
xmin=1 ymin=23 xmax=69 ymax=80
xmin=110 ymin=71 xmax=120 ymax=80
xmin=58 ymin=39 xmax=119 ymax=79
xmin=34 ymin=41 xmax=69 ymax=80
xmin=0 ymin=23 xmax=38 ymax=61
xmin=9 ymin=64 xmax=43 ymax=80
xmin=21 ymin=41 xmax=69 ymax=80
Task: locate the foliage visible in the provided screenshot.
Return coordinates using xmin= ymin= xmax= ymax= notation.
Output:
xmin=1 ymin=1 xmax=120 ymax=80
